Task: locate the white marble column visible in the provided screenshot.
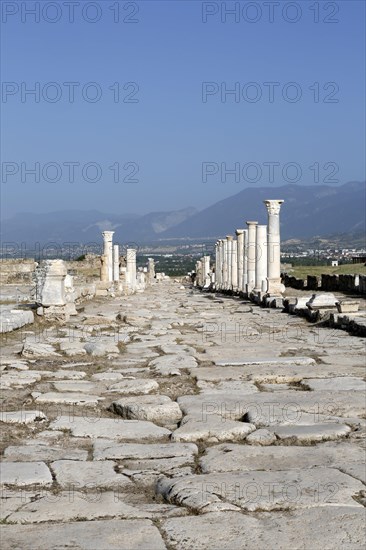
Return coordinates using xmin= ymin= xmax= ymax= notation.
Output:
xmin=264 ymin=200 xmax=285 ymax=295
xmin=236 ymin=229 xmax=244 ymax=293
xmin=246 ymin=221 xmax=258 ymax=293
xmin=219 ymin=239 xmax=225 ymax=290
xmin=222 ymin=239 xmax=228 ymax=290
xmin=214 ymin=242 xmax=219 ymax=289
xmin=231 ymin=239 xmax=238 ymax=291
xmin=242 ymin=229 xmax=248 ymax=291
xmin=204 ymin=255 xmax=211 ymax=287
xmin=226 ymin=236 xmax=233 ymax=290
xmin=254 ymin=224 xmax=267 ymax=292
xmin=126 ymin=248 xmax=137 ymax=292
xmin=102 ymin=231 xmax=114 ymax=282
xmin=113 ymin=245 xmax=120 ymax=282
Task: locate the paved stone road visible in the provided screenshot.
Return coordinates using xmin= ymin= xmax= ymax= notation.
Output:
xmin=1 ymin=280 xmax=365 ymax=549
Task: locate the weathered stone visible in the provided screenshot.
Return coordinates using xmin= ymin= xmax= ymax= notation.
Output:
xmin=0 ymin=410 xmax=47 ymax=424
xmin=34 ymin=392 xmax=104 ymax=406
xmin=215 ymin=357 xmax=315 ymax=367
xmin=0 ymin=308 xmax=34 ymax=333
xmin=161 ymin=508 xmax=366 ymax=549
xmin=200 ymin=442 xmax=365 ymax=473
xmin=171 ymin=415 xmax=256 ymax=443
xmin=1 ymin=520 xmax=166 ymax=549
xmin=271 ymin=423 xmax=351 ymax=442
xmin=0 ymin=462 xmax=52 ymax=487
xmin=110 ymin=395 xmax=182 ymax=425
xmin=21 ymin=340 xmax=60 ymax=358
xmin=149 ymin=354 xmax=197 ymax=375
xmin=246 ymin=428 xmax=276 ymax=445
xmin=157 ymin=468 xmax=364 ymax=512
xmin=303 ymin=376 xmax=366 ymax=392
xmin=84 ymin=341 xmax=120 ymax=356
xmin=51 ymin=460 xmax=132 ymax=488
xmin=50 ymin=416 xmax=171 ymax=440
xmin=4 ymin=445 xmax=88 ymax=462
xmin=107 ymin=379 xmax=159 ymax=394
xmin=93 ymin=440 xmax=198 ymax=461
xmin=306 ymin=293 xmax=337 ymax=310
xmin=91 ymin=372 xmax=124 ymax=381
xmin=53 ymin=380 xmax=98 ymax=392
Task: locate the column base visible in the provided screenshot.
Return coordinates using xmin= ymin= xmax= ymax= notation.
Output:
xmin=266 ymin=278 xmax=285 ymax=295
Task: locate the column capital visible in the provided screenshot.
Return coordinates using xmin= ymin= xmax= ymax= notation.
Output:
xmin=246 ymin=220 xmax=258 ymax=226
xmin=263 ymin=200 xmax=284 ymax=215
xmin=102 ymin=230 xmax=115 ymax=238
xmin=226 ymin=235 xmax=233 ymax=241
xmin=236 ymin=229 xmax=245 ymax=235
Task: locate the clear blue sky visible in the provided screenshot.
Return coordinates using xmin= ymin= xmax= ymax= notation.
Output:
xmin=1 ymin=0 xmax=365 ymax=218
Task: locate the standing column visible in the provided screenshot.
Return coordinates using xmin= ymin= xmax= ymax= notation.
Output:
xmin=243 ymin=229 xmax=248 ymax=292
xmin=219 ymin=240 xmax=225 ymax=290
xmin=246 ymin=221 xmax=258 ymax=293
xmin=231 ymin=239 xmax=238 ymax=291
xmin=264 ymin=200 xmax=285 ymax=295
xmin=226 ymin=236 xmax=233 ymax=290
xmin=214 ymin=242 xmax=220 ymax=289
xmin=113 ymin=245 xmax=120 ymax=282
xmin=204 ymin=256 xmax=211 ymax=287
xmin=236 ymin=229 xmax=244 ymax=293
xmin=254 ymin=225 xmax=267 ymax=292
xmin=102 ymin=231 xmax=114 ymax=282
xmin=126 ymin=248 xmax=137 ymax=292
xmin=222 ymin=239 xmax=228 ymax=290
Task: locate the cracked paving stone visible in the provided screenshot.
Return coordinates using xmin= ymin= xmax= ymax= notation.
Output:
xmin=0 ymin=462 xmax=53 ymax=487
xmin=51 ymin=460 xmax=132 ymax=489
xmin=110 ymin=394 xmax=182 ymax=425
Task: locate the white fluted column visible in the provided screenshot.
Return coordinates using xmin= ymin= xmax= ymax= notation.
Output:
xmin=246 ymin=221 xmax=257 ymax=293
xmin=214 ymin=242 xmax=220 ymax=289
xmin=102 ymin=231 xmax=114 ymax=282
xmin=222 ymin=239 xmax=228 ymax=290
xmin=226 ymin=236 xmax=233 ymax=290
xmin=204 ymin=255 xmax=211 ymax=287
xmin=243 ymin=229 xmax=248 ymax=292
xmin=113 ymin=245 xmax=120 ymax=282
xmin=236 ymin=229 xmax=244 ymax=293
xmin=231 ymin=239 xmax=238 ymax=291
xmin=126 ymin=248 xmax=137 ymax=292
xmin=254 ymin=225 xmax=267 ymax=292
xmin=264 ymin=200 xmax=285 ymax=295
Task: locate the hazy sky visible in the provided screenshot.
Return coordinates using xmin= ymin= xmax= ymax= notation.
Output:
xmin=1 ymin=0 xmax=365 ymax=218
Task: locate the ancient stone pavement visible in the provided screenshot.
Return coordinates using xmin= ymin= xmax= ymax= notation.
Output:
xmin=1 ymin=280 xmax=365 ymax=549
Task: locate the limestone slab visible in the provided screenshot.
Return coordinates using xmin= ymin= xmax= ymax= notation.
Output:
xmin=51 ymin=460 xmax=131 ymax=489
xmin=50 ymin=416 xmax=171 ymax=440
xmin=34 ymin=392 xmax=104 ymax=406
xmin=93 ymin=440 xmax=198 ymax=461
xmin=272 ymin=423 xmax=351 ymax=442
xmin=0 ymin=520 xmax=166 ymax=549
xmin=53 ymin=380 xmax=98 ymax=392
xmin=161 ymin=508 xmax=366 ymax=550
xmin=214 ymin=357 xmax=315 ymax=367
xmin=107 ymin=379 xmax=159 ymax=394
xmin=303 ymin=376 xmax=366 ymax=392
xmin=157 ymin=468 xmax=364 ymax=513
xmin=91 ymin=372 xmax=124 ymax=381
xmin=4 ymin=445 xmax=88 ymax=462
xmin=200 ymin=442 xmax=365 ymax=473
xmin=149 ymin=354 xmax=197 ymax=375
xmin=21 ymin=341 xmax=60 ymax=358
xmin=0 ymin=462 xmax=52 ymax=487
xmin=0 ymin=410 xmax=47 ymax=424
xmin=110 ymin=395 xmax=182 ymax=425
xmin=171 ymin=415 xmax=256 ymax=443
xmin=7 ymin=491 xmax=154 ymax=523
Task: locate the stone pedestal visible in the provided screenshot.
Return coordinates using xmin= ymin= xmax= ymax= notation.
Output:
xmin=264 ymin=200 xmax=285 ymax=295
xmin=254 ymin=224 xmax=268 ymax=292
xmin=102 ymin=231 xmax=114 ymax=282
xmin=36 ymin=260 xmax=67 ymax=306
xmin=246 ymin=221 xmax=258 ymax=293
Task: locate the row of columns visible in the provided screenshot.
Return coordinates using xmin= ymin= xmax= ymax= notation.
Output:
xmin=101 ymin=231 xmax=149 ymax=293
xmin=214 ymin=200 xmax=284 ymax=296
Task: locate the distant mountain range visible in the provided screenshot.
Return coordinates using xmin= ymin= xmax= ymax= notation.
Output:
xmin=1 ymin=182 xmax=365 ymax=247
